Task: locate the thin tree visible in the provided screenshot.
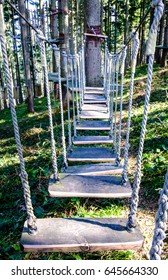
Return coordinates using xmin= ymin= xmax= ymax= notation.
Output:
xmin=18 ymin=0 xmax=34 ymax=112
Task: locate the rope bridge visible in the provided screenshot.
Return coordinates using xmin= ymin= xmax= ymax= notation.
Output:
xmin=0 ymin=0 xmax=167 ymax=259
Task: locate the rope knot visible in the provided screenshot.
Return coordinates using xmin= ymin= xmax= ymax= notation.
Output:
xmin=37 ymin=29 xmax=46 ymax=41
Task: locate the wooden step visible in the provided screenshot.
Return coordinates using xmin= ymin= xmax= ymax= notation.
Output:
xmin=83 ymin=99 xmax=107 ymax=104
xmin=49 ymin=174 xmax=131 ymax=198
xmin=72 ymin=136 xmax=113 ymax=145
xmin=81 ymin=104 xmax=107 ymax=112
xmin=84 ymin=87 xmax=104 ymax=95
xmin=80 ymin=111 xmax=109 ymax=119
xmin=62 ymin=163 xmax=123 ymax=175
xmin=84 ymin=94 xmax=106 ymax=101
xmin=76 ymin=120 xmax=110 ymax=131
xmin=85 ymin=87 xmax=104 ymax=91
xmin=20 ymin=217 xmax=143 ymax=252
xmin=67 ymin=147 xmax=116 ymax=163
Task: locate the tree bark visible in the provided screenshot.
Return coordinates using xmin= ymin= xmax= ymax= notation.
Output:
xmin=160 ymin=3 xmax=168 ymax=67
xmin=85 ymin=0 xmax=102 ymax=87
xmin=18 ymin=0 xmax=34 ymax=112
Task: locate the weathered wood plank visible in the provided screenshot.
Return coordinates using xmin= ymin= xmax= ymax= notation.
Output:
xmin=72 ymin=136 xmax=113 ymax=145
xmin=49 ymin=174 xmax=131 ymax=198
xmin=76 ymin=120 xmax=110 ymax=130
xmin=61 ymin=163 xmax=123 ymax=175
xmin=20 ymin=218 xmax=143 ymax=252
xmin=81 ymin=104 xmax=107 ymax=112
xmin=84 ymin=94 xmax=106 ymax=101
xmin=67 ymin=147 xmax=116 ymax=162
xmin=80 ymin=111 xmax=109 ymax=119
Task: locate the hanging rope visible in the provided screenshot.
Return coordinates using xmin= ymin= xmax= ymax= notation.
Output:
xmin=63 ymin=52 xmax=72 ymax=150
xmin=117 ymin=45 xmax=127 ymax=160
xmin=113 ymin=52 xmax=121 ymax=160
xmin=0 ymin=2 xmax=37 ymax=234
xmin=70 ymin=55 xmax=77 ymax=137
xmin=37 ymin=30 xmax=59 ymax=181
xmin=149 ymin=168 xmax=168 ymax=260
xmin=73 ymin=55 xmax=80 ymax=122
xmin=122 ymin=32 xmax=140 ymax=184
xmin=109 ymin=55 xmax=116 ymax=139
xmin=53 ymin=46 xmax=68 ymax=168
xmin=127 ymin=0 xmax=164 ymax=231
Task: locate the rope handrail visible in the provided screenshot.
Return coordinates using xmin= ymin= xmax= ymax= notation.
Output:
xmin=127 ymin=0 xmax=164 ymax=231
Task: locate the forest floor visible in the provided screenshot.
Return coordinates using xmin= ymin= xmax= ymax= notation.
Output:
xmin=0 ymin=64 xmax=167 ymax=260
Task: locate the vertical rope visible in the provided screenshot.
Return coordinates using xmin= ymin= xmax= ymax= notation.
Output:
xmin=104 ymin=42 xmax=108 ymax=98
xmin=122 ymin=32 xmax=140 ymax=184
xmin=74 ymin=55 xmax=80 ymax=122
xmin=53 ymin=46 xmax=67 ymax=168
xmin=109 ymin=55 xmax=116 ymax=139
xmin=106 ymin=52 xmax=112 ymax=114
xmin=77 ymin=52 xmax=82 ymax=111
xmin=64 ymin=53 xmax=72 ymax=150
xmin=70 ymin=55 xmax=77 ymax=137
xmin=0 ymin=3 xmax=37 ymax=234
xmin=113 ymin=53 xmax=120 ymax=153
xmin=37 ymin=31 xmax=59 ymax=181
xmin=127 ymin=0 xmax=164 ymax=230
xmin=149 ymin=168 xmax=168 ymax=260
xmin=118 ymin=46 xmax=127 ymax=159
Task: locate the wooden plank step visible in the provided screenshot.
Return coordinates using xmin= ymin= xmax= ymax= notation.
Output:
xmin=85 ymin=86 xmax=104 ymax=91
xmin=81 ymin=104 xmax=107 ymax=112
xmin=83 ymin=99 xmax=107 ymax=104
xmin=62 ymin=163 xmax=123 ymax=175
xmin=67 ymin=147 xmax=116 ymax=162
xmin=84 ymin=91 xmax=104 ymax=95
xmin=80 ymin=111 xmax=109 ymax=119
xmin=76 ymin=120 xmax=110 ymax=131
xmin=49 ymin=174 xmax=131 ymax=198
xmin=84 ymin=94 xmax=106 ymax=101
xmin=72 ymin=136 xmax=113 ymax=145
xmin=20 ymin=217 xmax=143 ymax=252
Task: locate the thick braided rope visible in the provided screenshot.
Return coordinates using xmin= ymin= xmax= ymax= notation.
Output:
xmin=53 ymin=46 xmax=67 ymax=168
xmin=117 ymin=46 xmax=127 ymax=159
xmin=122 ymin=32 xmax=140 ymax=184
xmin=127 ymin=0 xmax=164 ymax=230
xmin=77 ymin=52 xmax=82 ymax=111
xmin=0 ymin=5 xmax=37 ymax=234
xmin=106 ymin=52 xmax=112 ymax=114
xmin=149 ymin=169 xmax=168 ymax=260
xmin=37 ymin=31 xmax=59 ymax=181
xmin=81 ymin=41 xmax=85 ymax=98
xmin=73 ymin=55 xmax=80 ymax=122
xmin=70 ymin=55 xmax=77 ymax=137
xmin=104 ymin=43 xmax=108 ymax=98
xmin=109 ymin=55 xmax=116 ymax=138
xmin=113 ymin=53 xmax=121 ymax=152
xmin=64 ymin=53 xmax=72 ymax=149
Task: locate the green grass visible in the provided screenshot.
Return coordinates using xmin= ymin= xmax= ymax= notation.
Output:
xmin=0 ymin=64 xmax=167 ymax=260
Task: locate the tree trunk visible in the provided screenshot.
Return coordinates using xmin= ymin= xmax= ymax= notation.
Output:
xmin=160 ymin=3 xmax=168 ymax=67
xmin=18 ymin=0 xmax=34 ymax=112
xmin=85 ymin=0 xmax=102 ymax=87
xmin=12 ymin=9 xmax=23 ymax=103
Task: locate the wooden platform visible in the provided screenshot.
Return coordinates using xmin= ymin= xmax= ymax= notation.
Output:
xmin=76 ymin=120 xmax=110 ymax=130
xmin=49 ymin=174 xmax=131 ymax=198
xmin=80 ymin=111 xmax=109 ymax=119
xmin=72 ymin=136 xmax=113 ymax=145
xmin=81 ymin=104 xmax=107 ymax=112
xmin=20 ymin=218 xmax=143 ymax=252
xmin=61 ymin=163 xmax=123 ymax=175
xmin=84 ymin=94 xmax=107 ymax=104
xmin=67 ymin=147 xmax=116 ymax=162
